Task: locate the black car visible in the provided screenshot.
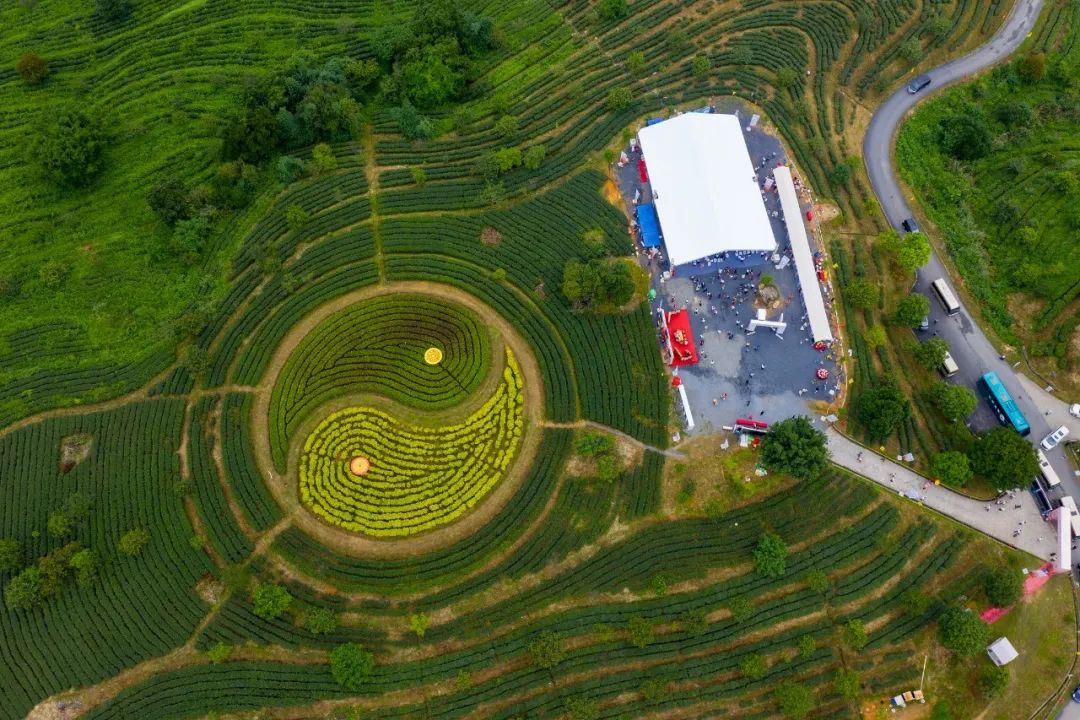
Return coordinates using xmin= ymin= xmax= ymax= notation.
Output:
xmin=902 ymin=217 xmax=920 ymax=233
xmin=908 ymin=74 xmax=931 ymax=93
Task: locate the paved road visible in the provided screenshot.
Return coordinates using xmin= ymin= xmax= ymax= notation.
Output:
xmin=827 ymin=429 xmax=1051 ymax=560
xmin=861 ymin=0 xmax=1077 ymax=498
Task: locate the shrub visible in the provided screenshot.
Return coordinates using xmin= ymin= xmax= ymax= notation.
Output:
xmin=410 ymin=167 xmax=427 ymax=185
xmin=627 ymin=615 xmax=655 ymax=648
xmin=607 ymin=86 xmax=632 ymax=111
xmin=978 ymin=665 xmax=1009 ymax=698
xmin=562 ymin=259 xmax=634 ymax=309
xmin=775 ymin=681 xmax=814 ymax=718
xmin=729 ymin=597 xmax=754 ymax=622
xmin=834 ymin=669 xmax=860 ymax=700
xmin=901 ymin=588 xmax=931 ymax=616
xmin=863 ymin=324 xmax=887 ymax=348
xmin=47 ymin=511 xmax=73 ymax=538
xmin=302 ymin=608 xmax=338 ymax=636
xmin=798 ymin=635 xmax=816 ymax=658
xmin=597 ymin=0 xmax=629 ymax=21
xmin=627 ymin=51 xmax=645 ymax=74
xmin=147 ymin=179 xmax=191 ymax=226
xmin=1017 ymin=53 xmax=1046 ymax=83
xmin=523 ymin=144 xmax=546 ymax=171
xmin=207 ymin=642 xmax=233 ymax=664
xmin=286 ymin=205 xmax=310 ymax=231
xmin=330 ymin=643 xmax=375 ymax=690
xmin=391 ymin=100 xmax=434 ymax=140
xmin=311 ymin=143 xmax=337 ymax=174
xmin=843 ymin=619 xmax=868 ymax=650
xmin=805 ymin=570 xmax=829 ymax=594
xmin=740 ymin=654 xmax=767 ymax=679
xmin=0 ymin=538 xmax=21 ymax=572
xmin=844 ymin=278 xmax=877 ymax=309
xmin=692 ymin=55 xmax=710 ymax=79
xmin=16 ymin=53 xmax=48 ymax=85
xmin=930 ymin=382 xmax=977 ymax=421
xmin=277 ymin=156 xmax=308 ymax=183
xmin=938 ymin=111 xmax=993 ymax=161
xmin=118 ymin=528 xmax=150 ymax=556
xmin=409 ymin=612 xmax=430 ymax=638
xmin=4 ymin=567 xmax=43 ymax=610
xmin=494 ymin=115 xmax=518 ymax=138
xmin=857 ymin=379 xmax=910 ymax=441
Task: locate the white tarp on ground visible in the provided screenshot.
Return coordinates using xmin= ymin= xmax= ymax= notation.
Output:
xmin=774 ymin=166 xmax=834 ymax=343
xmin=637 ymin=113 xmax=776 ymax=266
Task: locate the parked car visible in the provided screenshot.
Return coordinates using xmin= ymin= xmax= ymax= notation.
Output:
xmin=1070 ymin=403 xmax=1080 ymax=419
xmin=1072 ymin=682 xmax=1080 ymax=703
xmin=908 ymin=74 xmax=931 ymax=93
xmin=902 ymin=217 xmax=920 ymax=233
xmin=1041 ymin=425 xmax=1070 ymax=451
xmin=919 ymin=316 xmax=930 ymax=331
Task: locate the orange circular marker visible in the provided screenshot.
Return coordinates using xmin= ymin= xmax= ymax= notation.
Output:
xmin=349 ymin=456 xmax=371 ymax=476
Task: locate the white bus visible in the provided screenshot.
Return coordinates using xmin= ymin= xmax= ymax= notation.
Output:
xmin=931 ymin=279 xmax=960 ymax=315
xmin=1038 ymin=449 xmax=1062 ymax=488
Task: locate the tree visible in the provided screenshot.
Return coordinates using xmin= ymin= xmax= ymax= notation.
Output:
xmin=606 ymin=86 xmax=632 ymax=111
xmin=169 ymin=214 xmax=213 ymax=266
xmin=692 ymin=55 xmax=711 ymax=79
xmin=252 ymin=583 xmax=292 ymax=619
xmin=900 ymin=37 xmax=924 ymax=63
xmin=410 ymin=167 xmax=427 ymax=185
xmin=493 ymin=147 xmax=522 ymax=173
xmin=971 ymin=427 xmax=1039 ymax=491
xmin=978 ymin=665 xmax=1009 ymax=698
xmin=391 ymin=100 xmax=434 ymax=140
xmin=844 ymin=278 xmax=878 ymax=309
xmin=302 ymin=608 xmax=338 ymax=636
xmin=528 ymin=630 xmax=565 ymax=668
xmin=627 ymin=615 xmax=655 ymax=648
xmin=983 ymin=566 xmax=1022 ymax=607
xmin=759 ymin=416 xmax=829 ymax=480
xmin=493 ymin=115 xmax=518 ymax=138
xmin=627 ymin=51 xmax=645 ymax=74
xmin=95 ymin=0 xmax=132 ymax=24
xmin=523 ymin=144 xmax=546 ymax=171
xmin=409 ymin=612 xmax=430 ymax=638
xmin=930 ymin=382 xmax=977 ymax=421
xmin=5 ymin=566 xmax=43 ymax=610
xmin=0 ymin=538 xmax=21 ymax=572
xmin=561 ymin=259 xmax=634 ymax=310
xmin=311 ymin=143 xmax=337 ymax=174
xmin=857 ymin=380 xmax=911 ymax=441
xmin=863 ymin=324 xmax=887 ymax=349
xmin=16 ymin=53 xmax=49 ymax=86
xmin=938 ymin=606 xmax=990 ymax=656
xmin=597 ymin=0 xmax=629 ymax=21
xmin=828 ymin=163 xmax=851 ymax=186
xmin=880 ymin=230 xmax=932 ymax=274
xmin=34 ymin=108 xmax=107 ymax=188
xmin=776 ymin=67 xmax=799 ymax=90
xmin=565 ymin=697 xmax=598 ymax=720
xmin=740 ymin=654 xmax=767 ymax=679
xmin=38 ymin=542 xmax=81 ymax=598
xmin=932 ymin=451 xmax=972 ymax=487
xmin=47 ymin=511 xmax=73 ymax=538
xmin=938 ymin=111 xmax=993 ymax=161
xmin=118 ymin=527 xmax=150 ymax=556
xmin=775 ymin=681 xmax=814 ymax=719
xmin=894 ymin=293 xmax=930 ymax=328
xmin=147 ymin=179 xmax=191 ymax=226
xmin=843 ymin=619 xmax=868 ymax=650
xmin=729 ymin=597 xmax=754 ymax=622
xmin=277 ymin=156 xmax=308 ymax=183
xmin=1017 ymin=53 xmax=1046 ymax=83
xmin=68 ymin=548 xmax=98 ymax=589
xmin=913 ymin=337 xmax=949 ymax=370
xmin=901 ymin=588 xmax=930 ymax=616
xmin=805 ymin=570 xmax=829 ymax=594
xmin=798 ymin=635 xmax=816 ymax=658
xmin=393 ymin=45 xmax=465 ymax=109
xmin=753 ymin=532 xmax=788 ymax=578
xmin=330 ymin=643 xmax=375 ymax=690
xmin=679 ymin=608 xmax=708 ymax=636
xmin=286 ymin=204 xmax=310 ymax=231
xmin=210 ymin=160 xmax=259 ymax=209
xmin=220 ymin=106 xmax=278 ymax=162
xmin=834 ymin=669 xmax=860 ymax=701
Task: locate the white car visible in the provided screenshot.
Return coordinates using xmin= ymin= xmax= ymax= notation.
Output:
xmin=1041 ymin=425 xmax=1070 ymax=451
xmin=1070 ymin=403 xmax=1080 ymax=419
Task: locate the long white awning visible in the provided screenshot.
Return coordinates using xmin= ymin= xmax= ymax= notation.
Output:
xmin=774 ymin=166 xmax=833 ymax=343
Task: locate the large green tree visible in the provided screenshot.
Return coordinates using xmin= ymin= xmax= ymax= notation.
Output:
xmin=913 ymin=337 xmax=950 ymax=369
xmin=753 ymin=532 xmax=788 ymax=578
xmin=894 ymin=293 xmax=930 ymax=328
xmin=931 ymin=451 xmax=972 ymax=487
xmin=938 ymin=606 xmax=990 ymax=656
xmin=983 ymin=566 xmax=1022 ymax=607
xmin=33 ymin=108 xmax=108 ymax=188
xmin=971 ymin=427 xmax=1039 ymax=491
xmin=857 ymin=379 xmax=911 ymax=441
xmin=930 ymin=382 xmax=977 ymax=421
xmin=759 ymin=416 xmax=828 ymax=480
xmin=330 ymin=643 xmax=375 ymax=690
xmin=938 ymin=110 xmax=993 ymax=161
xmin=775 ymin=681 xmax=814 ymax=719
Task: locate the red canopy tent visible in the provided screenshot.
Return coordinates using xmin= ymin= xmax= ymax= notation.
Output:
xmin=665 ymin=309 xmax=698 ymax=367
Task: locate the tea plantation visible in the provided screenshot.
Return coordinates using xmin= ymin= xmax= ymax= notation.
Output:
xmin=0 ymin=0 xmax=1056 ymax=718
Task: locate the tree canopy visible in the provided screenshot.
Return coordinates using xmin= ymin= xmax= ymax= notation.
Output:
xmin=329 ymin=643 xmax=375 ymax=690
xmin=844 ymin=278 xmax=878 ymax=309
xmin=930 ymin=382 xmax=977 ymax=421
xmin=753 ymin=532 xmax=788 ymax=578
xmin=913 ymin=337 xmax=949 ymax=369
xmin=983 ymin=566 xmax=1022 ymax=607
xmin=759 ymin=416 xmax=829 ymax=480
xmin=879 ymin=230 xmax=932 ymax=274
xmin=938 ymin=606 xmax=990 ymax=656
xmin=33 ymin=108 xmax=108 ymax=188
xmin=252 ymin=583 xmax=293 ymax=620
xmin=931 ymin=451 xmax=972 ymax=487
xmin=937 ymin=109 xmax=993 ymax=161
xmin=894 ymin=293 xmax=930 ymax=328
xmin=857 ymin=378 xmax=911 ymax=441
xmin=775 ymin=681 xmax=814 ymax=719
xmin=562 ymin=259 xmax=634 ymax=310
xmin=971 ymin=426 xmax=1039 ymax=491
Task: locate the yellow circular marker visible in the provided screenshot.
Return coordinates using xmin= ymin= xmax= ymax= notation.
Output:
xmin=348 ymin=456 xmax=371 ymax=477
xmin=424 ymin=347 xmax=444 ymax=365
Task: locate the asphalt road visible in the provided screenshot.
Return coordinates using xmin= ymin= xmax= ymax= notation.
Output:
xmin=860 ymin=0 xmax=1078 ymax=498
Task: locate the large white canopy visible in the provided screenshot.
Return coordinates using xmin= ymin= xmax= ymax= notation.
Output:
xmin=637 ymin=113 xmax=776 ymax=267
xmin=774 ymin=166 xmax=834 ymax=344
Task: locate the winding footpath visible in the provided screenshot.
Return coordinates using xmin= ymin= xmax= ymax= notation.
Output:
xmin=860 ymin=0 xmax=1080 ymax=501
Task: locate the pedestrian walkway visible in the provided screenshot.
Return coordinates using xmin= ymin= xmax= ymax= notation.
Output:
xmin=826 ymin=428 xmax=1052 ymax=561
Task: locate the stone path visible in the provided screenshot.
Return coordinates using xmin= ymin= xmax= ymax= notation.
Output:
xmin=827 ymin=428 xmax=1053 ymax=562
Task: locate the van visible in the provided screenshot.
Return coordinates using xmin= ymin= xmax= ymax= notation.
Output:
xmin=908 ymin=75 xmax=931 ymax=93
xmin=939 ymin=352 xmax=959 ymax=378
xmin=902 ymin=217 xmax=920 ymax=233
xmin=1038 ymin=449 xmax=1061 ymax=487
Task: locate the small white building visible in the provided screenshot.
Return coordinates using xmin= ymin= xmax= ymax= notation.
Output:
xmin=986 ymin=637 xmax=1019 ymax=667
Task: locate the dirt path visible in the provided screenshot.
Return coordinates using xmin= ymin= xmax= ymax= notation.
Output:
xmin=542 ymin=419 xmax=683 ymax=459
xmin=249 ymin=280 xmax=548 ymax=559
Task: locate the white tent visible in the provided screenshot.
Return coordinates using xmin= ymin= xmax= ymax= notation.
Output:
xmin=987 ymin=637 xmax=1019 ymax=666
xmin=637 ymin=113 xmax=776 ymax=267
xmin=774 ymin=166 xmax=834 ymax=344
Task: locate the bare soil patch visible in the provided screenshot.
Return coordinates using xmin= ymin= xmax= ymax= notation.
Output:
xmin=59 ymin=433 xmax=92 ymax=474
xmin=195 ymin=575 xmax=225 ymax=605
xmin=480 ymin=226 xmax=502 ymax=245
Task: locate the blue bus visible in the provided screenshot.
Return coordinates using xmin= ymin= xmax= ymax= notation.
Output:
xmin=978 ymin=371 xmax=1030 ymax=436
